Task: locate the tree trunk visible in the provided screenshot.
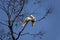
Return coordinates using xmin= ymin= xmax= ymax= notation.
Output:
xmin=9 ymin=26 xmax=15 ymax=40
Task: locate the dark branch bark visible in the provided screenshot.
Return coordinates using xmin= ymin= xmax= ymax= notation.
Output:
xmin=0 ymin=0 xmax=25 ymax=40
xmin=0 ymin=37 xmax=3 ymax=40
xmin=8 ymin=17 xmax=15 ymax=40
xmin=8 ymin=13 xmax=15 ymax=40
xmin=16 ymin=26 xmax=26 ymax=40
xmin=9 ymin=26 xmax=15 ymax=40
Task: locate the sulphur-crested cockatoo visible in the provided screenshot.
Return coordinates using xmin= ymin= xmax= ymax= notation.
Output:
xmin=22 ymin=15 xmax=36 ymax=27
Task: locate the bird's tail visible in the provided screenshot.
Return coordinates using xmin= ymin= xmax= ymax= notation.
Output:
xmin=32 ymin=21 xmax=35 ymax=27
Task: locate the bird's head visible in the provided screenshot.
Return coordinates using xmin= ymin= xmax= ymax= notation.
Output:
xmin=30 ymin=15 xmax=36 ymax=21
xmin=30 ymin=15 xmax=34 ymax=18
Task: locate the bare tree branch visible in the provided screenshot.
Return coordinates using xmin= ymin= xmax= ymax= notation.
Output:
xmin=0 ymin=21 xmax=8 ymax=26
xmin=37 ymin=8 xmax=52 ymax=22
xmin=0 ymin=0 xmax=10 ymax=17
xmin=16 ymin=26 xmax=26 ymax=40
xmin=12 ymin=0 xmax=25 ymax=24
xmin=7 ymin=0 xmax=12 ymax=14
xmin=21 ymin=31 xmax=45 ymax=36
xmin=0 ymin=0 xmax=51 ymax=40
xmin=10 ymin=0 xmax=16 ymax=16
xmin=0 ymin=37 xmax=3 ymax=40
xmin=14 ymin=31 xmax=45 ymax=39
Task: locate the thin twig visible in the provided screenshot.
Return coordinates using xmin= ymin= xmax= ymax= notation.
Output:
xmin=0 ymin=0 xmax=10 ymax=17
xmin=0 ymin=37 xmax=3 ymax=40
xmin=37 ymin=8 xmax=52 ymax=22
xmin=16 ymin=26 xmax=26 ymax=40
xmin=0 ymin=21 xmax=8 ymax=26
xmin=12 ymin=0 xmax=25 ymax=24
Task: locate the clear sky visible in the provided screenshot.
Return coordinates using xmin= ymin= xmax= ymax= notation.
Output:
xmin=0 ymin=0 xmax=60 ymax=40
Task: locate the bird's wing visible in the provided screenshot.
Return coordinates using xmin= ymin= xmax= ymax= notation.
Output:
xmin=22 ymin=17 xmax=31 ymax=27
xmin=22 ymin=20 xmax=28 ymax=27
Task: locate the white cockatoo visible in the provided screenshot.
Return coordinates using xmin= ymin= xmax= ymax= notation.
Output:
xmin=22 ymin=15 xmax=36 ymax=27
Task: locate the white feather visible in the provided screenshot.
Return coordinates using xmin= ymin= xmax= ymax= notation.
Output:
xmin=22 ymin=15 xmax=36 ymax=27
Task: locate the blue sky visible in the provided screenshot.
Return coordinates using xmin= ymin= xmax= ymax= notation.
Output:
xmin=0 ymin=0 xmax=60 ymax=40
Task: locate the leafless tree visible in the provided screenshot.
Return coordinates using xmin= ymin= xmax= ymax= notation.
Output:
xmin=0 ymin=0 xmax=53 ymax=40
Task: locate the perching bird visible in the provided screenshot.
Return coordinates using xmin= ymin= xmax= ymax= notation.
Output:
xmin=22 ymin=15 xmax=36 ymax=27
